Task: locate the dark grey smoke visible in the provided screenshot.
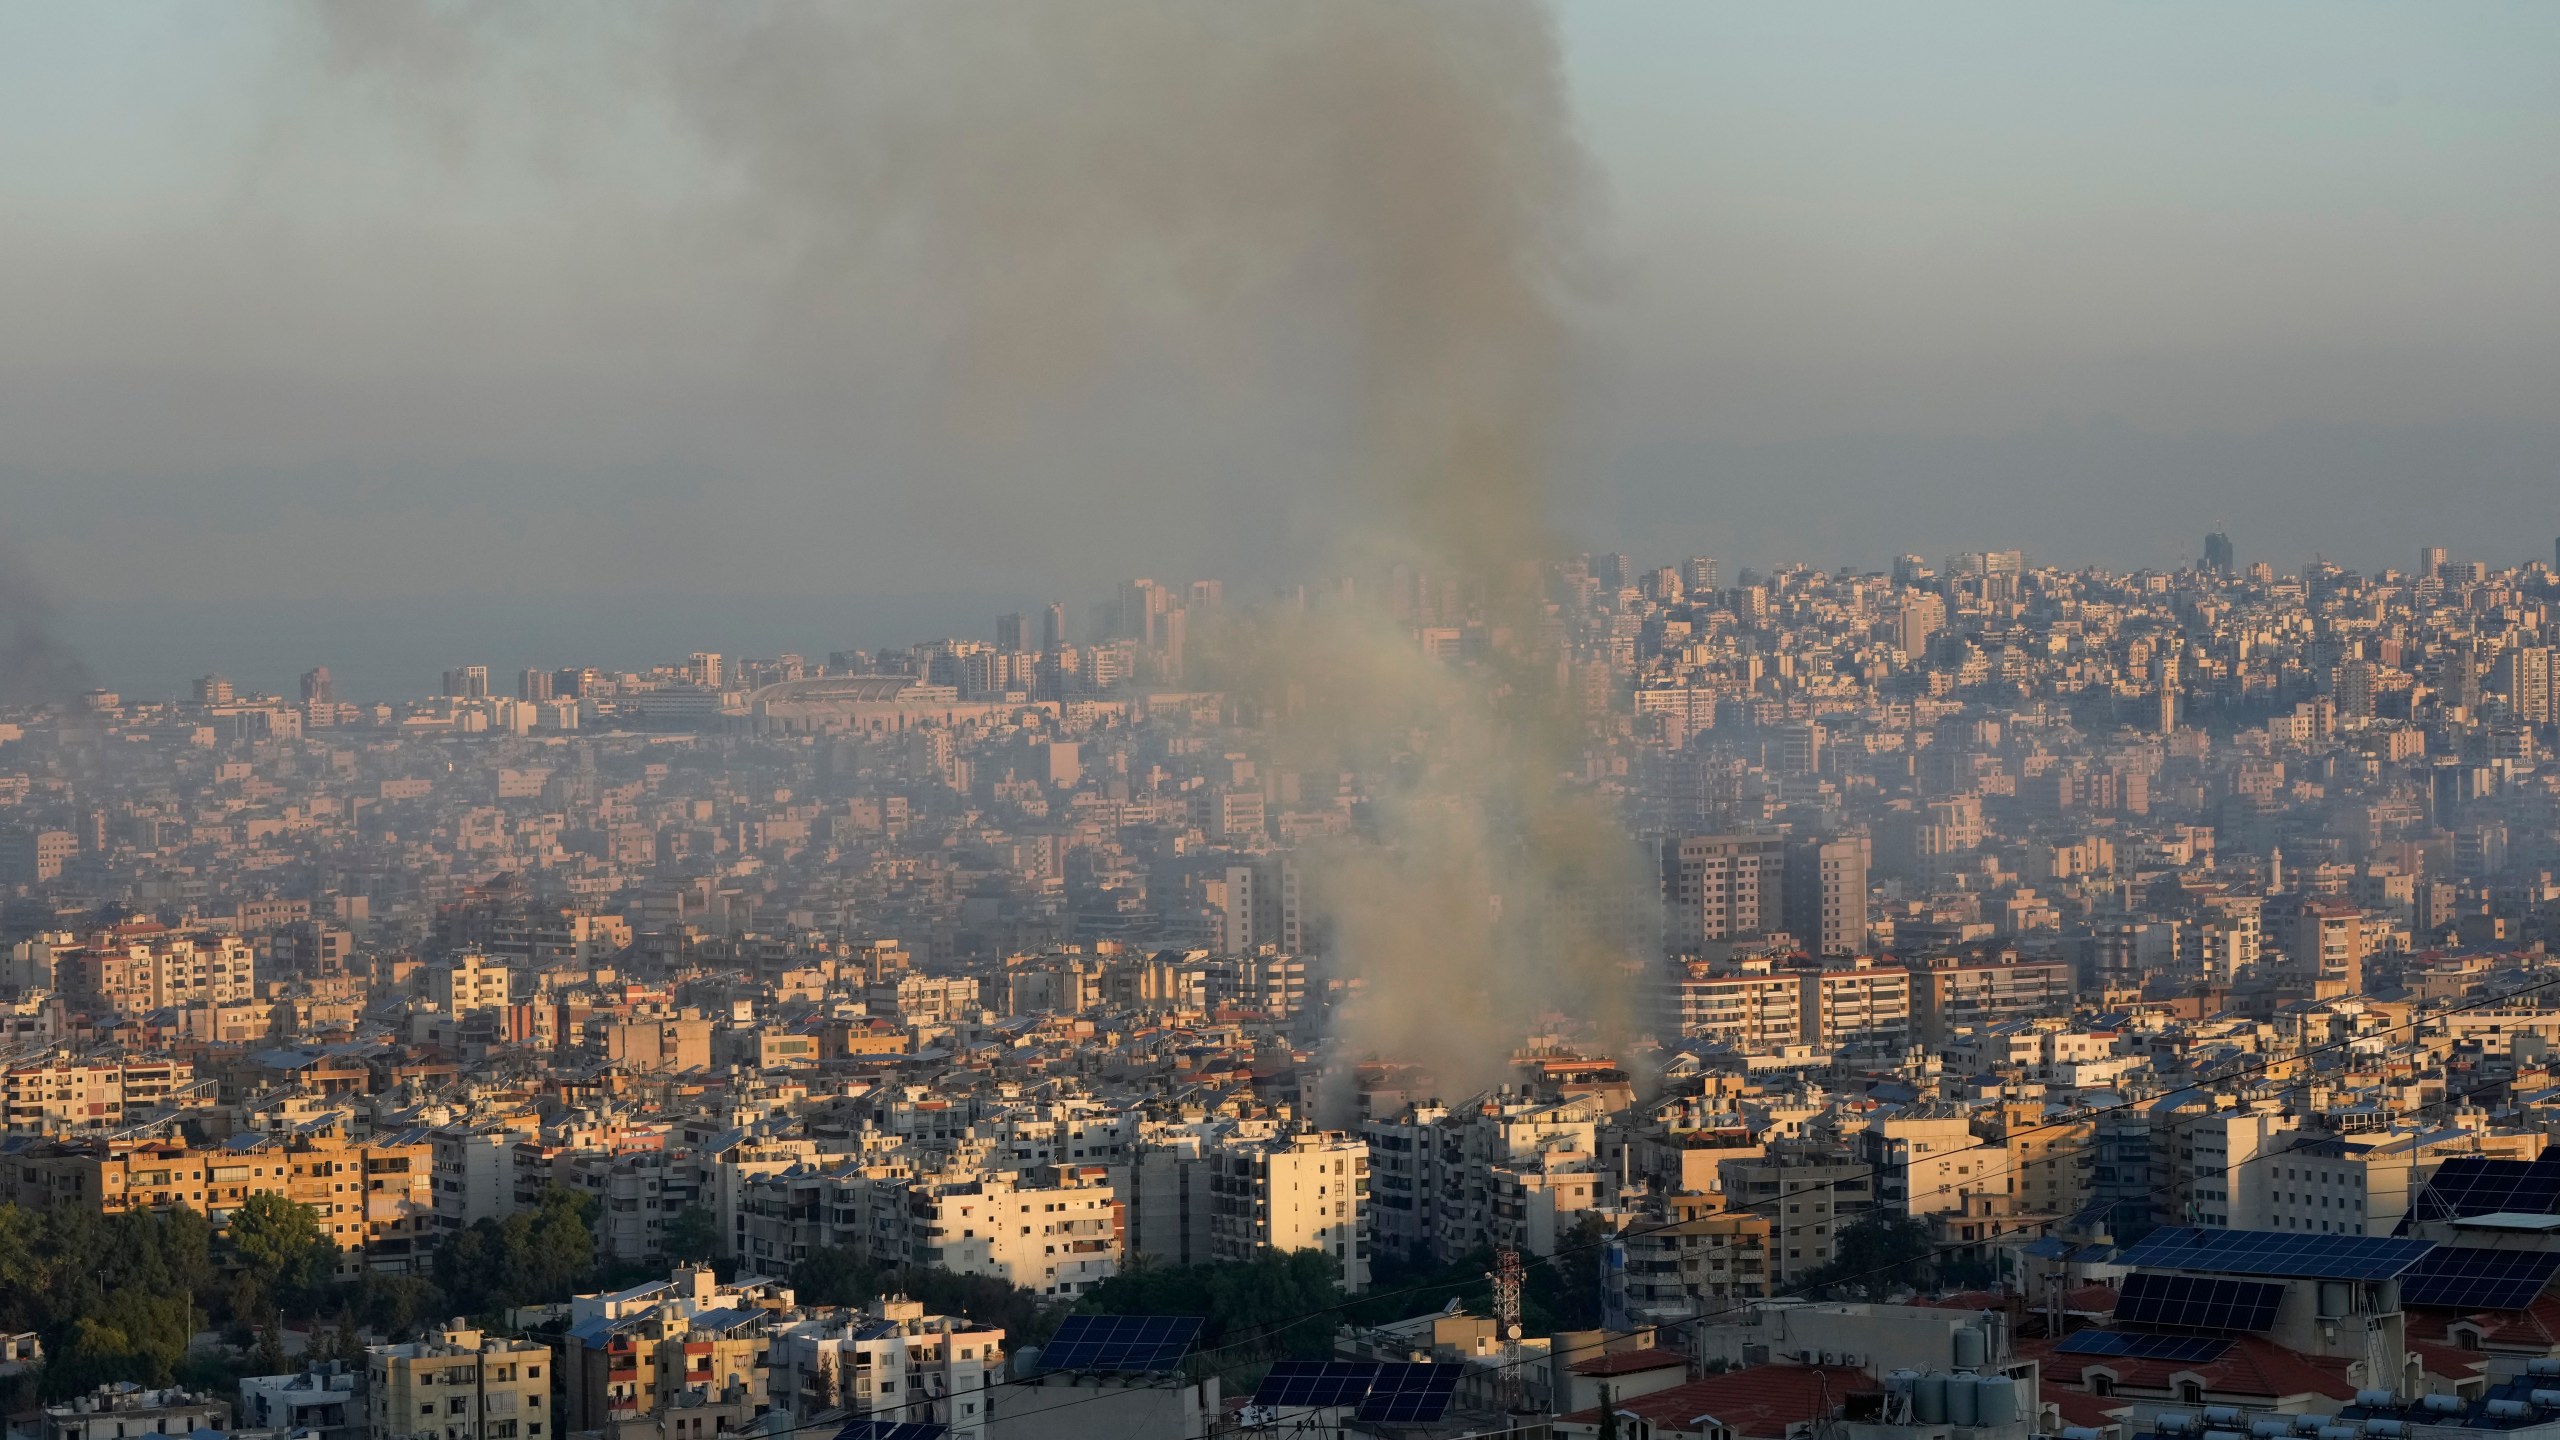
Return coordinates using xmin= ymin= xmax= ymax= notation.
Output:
xmin=0 ymin=552 xmax=92 ymax=706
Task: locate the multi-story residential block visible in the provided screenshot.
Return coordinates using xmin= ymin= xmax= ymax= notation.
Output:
xmin=1905 ymin=955 xmax=2075 ymax=1046
xmin=1 ymin=1057 xmax=203 ymax=1135
xmin=1202 ymin=1129 xmax=1368 ymax=1289
xmin=769 ymin=1296 xmax=1003 ymax=1440
xmin=56 ymin=925 xmax=256 ymax=1016
xmin=1718 ymin=1153 xmax=1874 ymax=1288
xmin=367 ymin=1324 xmax=551 ymax=1440
xmin=561 ymin=1266 xmax=795 ymax=1433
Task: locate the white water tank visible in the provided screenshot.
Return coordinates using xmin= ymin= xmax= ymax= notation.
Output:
xmin=1916 ymin=1373 xmax=1948 ymax=1424
xmin=1953 ymin=1326 xmax=1987 ymax=1369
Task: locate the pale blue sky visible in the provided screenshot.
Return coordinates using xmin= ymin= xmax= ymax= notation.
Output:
xmin=2 ymin=2 xmax=2557 ymax=693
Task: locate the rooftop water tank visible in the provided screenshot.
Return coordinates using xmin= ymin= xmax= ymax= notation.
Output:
xmin=2421 ymin=1395 xmax=2468 ymax=1415
xmin=1948 ymin=1374 xmax=1980 ymax=1427
xmin=1977 ymin=1375 xmax=2019 ymax=1427
xmin=1954 ymin=1326 xmax=1987 ymax=1370
xmin=2355 ymin=1391 xmax=2397 ymax=1408
xmin=1916 ymin=1373 xmax=1948 ymax=1424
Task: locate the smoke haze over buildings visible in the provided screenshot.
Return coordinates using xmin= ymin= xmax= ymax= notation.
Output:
xmin=298 ymin=0 xmax=1645 ymax=1089
xmin=0 ymin=551 xmax=90 ymax=707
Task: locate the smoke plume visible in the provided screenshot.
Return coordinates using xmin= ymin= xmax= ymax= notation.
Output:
xmin=304 ymin=0 xmax=1647 ymax=1096
xmin=0 ymin=551 xmax=92 ymax=707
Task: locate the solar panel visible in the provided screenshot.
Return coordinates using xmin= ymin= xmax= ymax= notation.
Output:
xmin=1355 ymin=1363 xmax=1462 ymax=1424
xmin=2399 ymin=1247 xmax=2560 ymax=1311
xmin=1252 ymin=1360 xmax=1381 ymax=1408
xmin=2115 ymin=1227 xmax=2436 ymax=1281
xmin=2054 ymin=1330 xmax=2232 ymax=1364
xmin=830 ymin=1423 xmax=948 ymax=1440
xmin=1038 ymin=1314 xmax=1204 ymax=1373
xmin=2113 ymin=1273 xmax=2286 ymax=1332
xmin=2411 ymin=1155 xmax=2560 ymax=1222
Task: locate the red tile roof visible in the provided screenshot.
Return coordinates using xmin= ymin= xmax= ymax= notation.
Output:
xmin=1572 ymin=1348 xmax=1690 ymax=1378
xmin=1557 ymin=1364 xmax=1868 ymax=1439
xmin=2017 ymin=1333 xmax=2357 ymax=1403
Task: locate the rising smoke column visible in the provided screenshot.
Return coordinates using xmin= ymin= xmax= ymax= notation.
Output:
xmin=305 ymin=0 xmax=1648 ymax=1094
xmin=0 ymin=551 xmax=91 ymax=707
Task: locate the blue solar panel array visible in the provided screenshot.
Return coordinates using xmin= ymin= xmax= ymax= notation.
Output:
xmin=1252 ymin=1360 xmax=1382 ymax=1408
xmin=2113 ymin=1273 xmax=2286 ymax=1332
xmin=1038 ymin=1314 xmax=1203 ymax=1373
xmin=1356 ymin=1363 xmax=1463 ymax=1424
xmin=830 ymin=1423 xmax=948 ymax=1440
xmin=2116 ymin=1226 xmax=2435 ymax=1281
xmin=2410 ymin=1155 xmax=2560 ymax=1223
xmin=2055 ymin=1330 xmax=2232 ymax=1364
xmin=2399 ymin=1247 xmax=2560 ymax=1311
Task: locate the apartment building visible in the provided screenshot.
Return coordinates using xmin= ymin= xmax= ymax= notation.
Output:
xmin=426 ymin=951 xmax=514 ymax=1017
xmin=769 ymin=1296 xmax=1004 ymax=1440
xmin=13 ymin=1132 xmax=433 ymax=1271
xmin=1657 ymin=964 xmax=1804 ymax=1052
xmin=57 ymin=925 xmax=256 ymax=1016
xmin=560 ymin=1266 xmax=795 ymax=1433
xmin=367 ymin=1325 xmax=551 ymax=1440
xmin=1718 ymin=1153 xmax=1874 ymax=1288
xmin=1905 ymin=955 xmax=2075 ymax=1046
xmin=918 ymin=1164 xmax=1122 ymax=1298
xmin=1208 ymin=1130 xmax=1368 ymax=1289
xmin=1621 ymin=1192 xmax=1772 ymax=1324
xmin=1661 ymin=835 xmax=1788 ymax=951
xmin=1 ymin=1057 xmax=203 ymax=1135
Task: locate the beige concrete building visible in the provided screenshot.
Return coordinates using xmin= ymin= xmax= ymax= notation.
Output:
xmin=367 ymin=1324 xmax=551 ymax=1440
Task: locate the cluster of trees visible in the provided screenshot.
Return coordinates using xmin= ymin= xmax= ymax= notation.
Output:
xmin=0 ymin=1185 xmax=641 ymax=1407
xmin=790 ymin=1245 xmax=1060 ymax=1348
xmin=780 ymin=1238 xmax=1607 ymax=1389
xmin=1074 ymin=1244 xmax=1604 ymax=1386
xmin=433 ymin=1187 xmax=622 ymax=1316
xmin=1790 ymin=1213 xmax=1947 ymax=1298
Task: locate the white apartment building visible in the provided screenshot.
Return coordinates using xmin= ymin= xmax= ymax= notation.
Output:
xmin=2184 ymin=1109 xmax=2300 ymax=1229
xmin=915 ymin=1164 xmax=1123 ymax=1298
xmin=771 ymin=1296 xmax=1004 ymax=1440
xmin=1209 ymin=1130 xmax=1369 ymax=1290
xmin=432 ymin=1122 xmax=535 ymax=1231
xmin=427 ymin=951 xmax=513 ymax=1017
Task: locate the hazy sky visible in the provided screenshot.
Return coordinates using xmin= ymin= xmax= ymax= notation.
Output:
xmin=3 ymin=2 xmax=2557 ymax=694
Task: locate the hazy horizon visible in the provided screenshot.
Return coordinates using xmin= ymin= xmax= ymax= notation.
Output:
xmin=6 ymin=1 xmax=2558 ymax=690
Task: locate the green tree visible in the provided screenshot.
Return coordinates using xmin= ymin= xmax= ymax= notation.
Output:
xmin=661 ymin=1206 xmax=721 ymax=1264
xmin=1080 ymin=1250 xmax=1343 ymax=1362
xmin=42 ymin=1291 xmax=193 ymax=1397
xmin=1793 ymin=1213 xmax=1936 ymax=1298
xmin=431 ymin=1186 xmax=600 ymax=1317
xmin=231 ymin=1193 xmax=339 ymax=1303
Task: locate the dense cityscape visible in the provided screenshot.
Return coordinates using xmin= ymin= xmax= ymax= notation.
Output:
xmin=4 ymin=537 xmax=2560 ymax=1438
